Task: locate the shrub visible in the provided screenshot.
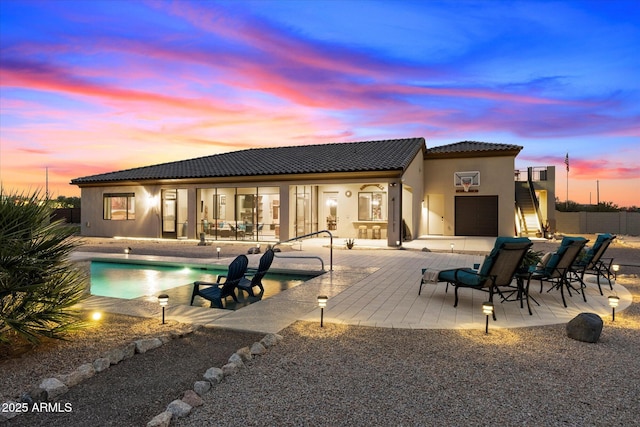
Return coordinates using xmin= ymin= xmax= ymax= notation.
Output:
xmin=0 ymin=189 xmax=87 ymax=344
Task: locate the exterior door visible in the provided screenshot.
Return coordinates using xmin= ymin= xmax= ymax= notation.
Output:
xmin=162 ymin=190 xmax=177 ymax=238
xmin=455 ymin=195 xmax=498 ymax=236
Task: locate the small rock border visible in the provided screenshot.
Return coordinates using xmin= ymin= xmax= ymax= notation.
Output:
xmin=0 ymin=325 xmax=281 ymax=424
xmin=147 ymin=332 xmax=283 ymax=426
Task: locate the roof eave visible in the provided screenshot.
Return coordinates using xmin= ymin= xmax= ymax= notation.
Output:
xmin=71 ymin=169 xmax=405 ymax=188
xmin=425 ymin=148 xmax=522 ymax=160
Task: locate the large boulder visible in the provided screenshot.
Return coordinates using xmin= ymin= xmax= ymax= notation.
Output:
xmin=566 ymin=313 xmax=603 ymax=343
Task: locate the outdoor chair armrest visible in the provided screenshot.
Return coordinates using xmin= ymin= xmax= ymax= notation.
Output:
xmin=193 ymin=280 xmax=223 ymax=291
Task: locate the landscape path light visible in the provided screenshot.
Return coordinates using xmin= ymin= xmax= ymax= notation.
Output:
xmin=158 ymin=294 xmax=169 ymax=324
xmin=317 ymin=295 xmax=328 ymax=327
xmin=612 ymin=264 xmax=619 ymax=281
xmin=450 ymin=243 xmax=454 ymax=253
xmin=216 ymin=247 xmax=221 ymax=259
xmin=482 ymin=301 xmax=494 ymax=334
xmin=608 ymin=295 xmax=620 ymax=322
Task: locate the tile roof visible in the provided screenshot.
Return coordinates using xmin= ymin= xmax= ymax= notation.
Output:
xmin=426 ymin=141 xmax=522 ymax=157
xmin=71 ymin=138 xmax=426 ymax=185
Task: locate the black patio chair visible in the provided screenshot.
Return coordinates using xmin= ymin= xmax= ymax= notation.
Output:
xmin=438 ymin=237 xmax=532 ymax=320
xmin=237 ymin=249 xmax=274 ymax=297
xmin=190 ymin=255 xmax=248 ymax=308
xmin=570 ymin=233 xmax=616 ymax=295
xmin=527 ymin=236 xmax=588 ymax=308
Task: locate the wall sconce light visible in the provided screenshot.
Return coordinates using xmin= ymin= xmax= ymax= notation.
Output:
xmin=317 ymin=295 xmax=328 ymax=327
xmin=612 ymin=264 xmax=619 ymax=280
xmin=450 ymin=243 xmax=454 ymax=253
xmin=216 ymin=247 xmax=221 ymax=259
xmin=608 ymin=295 xmax=619 ymax=321
xmin=482 ymin=301 xmax=494 ymax=334
xmin=124 ymin=247 xmax=132 ymax=254
xmin=158 ymin=294 xmax=169 ymax=324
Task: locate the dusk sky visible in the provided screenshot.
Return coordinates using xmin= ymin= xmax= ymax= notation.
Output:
xmin=1 ymin=0 xmax=638 ymax=207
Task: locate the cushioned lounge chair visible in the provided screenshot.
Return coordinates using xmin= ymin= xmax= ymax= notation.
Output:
xmin=570 ymin=233 xmax=615 ymax=295
xmin=438 ymin=237 xmax=532 ymax=320
xmin=527 ymin=236 xmax=588 ymax=308
xmin=190 ymin=255 xmax=248 ymax=308
xmin=237 ymin=249 xmax=274 ymax=297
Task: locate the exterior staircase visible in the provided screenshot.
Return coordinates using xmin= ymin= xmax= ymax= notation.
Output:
xmin=516 ymin=182 xmax=541 ymax=237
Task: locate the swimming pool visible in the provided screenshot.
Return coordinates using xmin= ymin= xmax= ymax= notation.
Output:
xmin=90 ymin=260 xmax=316 ymax=305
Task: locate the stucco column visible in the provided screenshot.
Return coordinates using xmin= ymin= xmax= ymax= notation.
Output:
xmin=187 ymin=188 xmax=197 ymax=239
xmin=387 ymin=181 xmax=402 ymax=246
xmin=279 ymin=185 xmax=290 ymax=242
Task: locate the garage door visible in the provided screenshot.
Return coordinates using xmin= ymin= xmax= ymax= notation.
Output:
xmin=455 ymin=196 xmax=498 ymax=236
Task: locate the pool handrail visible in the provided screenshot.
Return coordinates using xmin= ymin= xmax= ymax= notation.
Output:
xmin=272 ymin=230 xmax=333 ymax=272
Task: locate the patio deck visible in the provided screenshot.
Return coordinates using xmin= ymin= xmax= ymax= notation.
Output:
xmin=75 ymin=236 xmax=632 ymax=334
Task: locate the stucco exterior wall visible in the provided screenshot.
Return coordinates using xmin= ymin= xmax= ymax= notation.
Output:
xmin=556 ymin=211 xmax=640 ymax=236
xmin=400 ymin=151 xmax=425 ymax=241
xmin=80 ymin=185 xmax=161 ymax=238
xmin=423 ymin=155 xmax=516 ymax=236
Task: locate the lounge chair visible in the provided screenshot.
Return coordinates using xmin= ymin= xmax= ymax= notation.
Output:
xmin=527 ymin=236 xmax=588 ymax=308
xmin=570 ymin=233 xmax=615 ymax=295
xmin=190 ymin=255 xmax=248 ymax=308
xmin=237 ymin=249 xmax=274 ymax=297
xmin=438 ymin=237 xmax=532 ymax=320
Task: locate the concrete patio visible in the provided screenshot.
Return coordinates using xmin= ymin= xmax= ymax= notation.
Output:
xmin=75 ymin=236 xmax=632 ymax=334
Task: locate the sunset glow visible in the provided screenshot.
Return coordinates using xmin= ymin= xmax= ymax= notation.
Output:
xmin=1 ymin=0 xmax=638 ymax=207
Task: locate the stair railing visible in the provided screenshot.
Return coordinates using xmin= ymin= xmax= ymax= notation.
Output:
xmin=515 ymin=204 xmax=526 ymax=236
xmin=272 ymin=230 xmax=333 ymax=271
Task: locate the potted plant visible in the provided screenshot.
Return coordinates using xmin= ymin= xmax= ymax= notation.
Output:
xmin=520 ymin=249 xmax=544 ymax=273
xmin=345 ymin=238 xmax=355 ymax=250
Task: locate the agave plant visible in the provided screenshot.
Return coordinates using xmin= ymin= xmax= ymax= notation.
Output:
xmin=520 ymin=249 xmax=544 ymax=272
xmin=0 ymin=189 xmax=87 ymax=344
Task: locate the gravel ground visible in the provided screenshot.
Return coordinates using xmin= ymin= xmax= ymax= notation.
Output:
xmin=1 ymin=236 xmax=638 ymax=426
xmin=178 ymin=283 xmax=640 ymax=426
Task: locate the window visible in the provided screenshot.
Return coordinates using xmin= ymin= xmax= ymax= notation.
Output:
xmin=103 ymin=193 xmax=135 ymax=220
xmin=358 ymin=192 xmax=386 ymax=221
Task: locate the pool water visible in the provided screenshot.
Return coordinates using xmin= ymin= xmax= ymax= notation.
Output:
xmin=90 ymin=260 xmax=313 ymax=306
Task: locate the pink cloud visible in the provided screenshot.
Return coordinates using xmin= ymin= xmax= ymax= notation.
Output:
xmin=1 ymin=60 xmax=240 ymax=116
xmin=519 ymin=154 xmax=640 ymax=180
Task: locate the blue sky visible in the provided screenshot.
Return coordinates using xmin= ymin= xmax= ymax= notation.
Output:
xmin=1 ymin=0 xmax=638 ymax=206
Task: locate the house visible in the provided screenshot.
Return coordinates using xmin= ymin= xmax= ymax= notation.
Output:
xmin=71 ymin=138 xmax=555 ymax=245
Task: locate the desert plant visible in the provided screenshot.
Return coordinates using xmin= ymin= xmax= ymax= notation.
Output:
xmin=520 ymin=249 xmax=544 ymax=272
xmin=0 ymin=189 xmax=87 ymax=344
xmin=345 ymin=238 xmax=355 ymax=249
